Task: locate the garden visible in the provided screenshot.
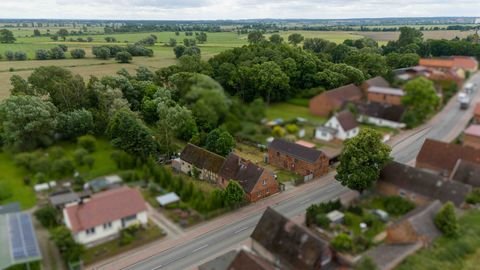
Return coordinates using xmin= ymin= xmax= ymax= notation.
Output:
xmin=306 ymin=195 xmax=415 ymax=255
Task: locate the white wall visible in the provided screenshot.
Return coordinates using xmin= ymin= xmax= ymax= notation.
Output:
xmin=315 ymin=128 xmax=334 ymax=141
xmin=325 ymin=116 xmax=359 ymax=140
xmin=359 ymin=115 xmax=406 ymax=129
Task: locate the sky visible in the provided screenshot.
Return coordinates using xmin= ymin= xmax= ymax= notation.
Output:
xmin=0 ymin=0 xmax=479 ymax=20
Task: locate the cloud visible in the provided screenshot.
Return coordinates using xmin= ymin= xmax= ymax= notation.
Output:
xmin=0 ymin=0 xmax=478 ymax=19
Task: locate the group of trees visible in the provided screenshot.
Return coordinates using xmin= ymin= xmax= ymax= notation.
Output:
xmin=0 ymin=29 xmax=16 ymax=43
xmin=3 ymin=50 xmax=27 ymax=61
xmin=35 ymin=45 xmax=81 ymax=60
xmin=92 ymin=44 xmax=153 ymax=62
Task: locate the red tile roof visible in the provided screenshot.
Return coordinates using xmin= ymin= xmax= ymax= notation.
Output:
xmin=465 ymin=125 xmax=480 ymax=137
xmin=65 ymin=187 xmax=146 ymax=233
xmin=419 ymin=58 xmax=454 ymax=69
xmin=452 ymin=56 xmax=478 ymax=71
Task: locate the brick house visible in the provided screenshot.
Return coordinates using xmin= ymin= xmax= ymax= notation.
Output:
xmin=463 ymin=125 xmax=480 ymax=150
xmin=176 ymin=144 xmax=225 ymax=183
xmin=250 ymin=208 xmax=332 ymax=270
xmin=386 ymin=200 xmax=442 ymax=246
xmin=416 ymin=139 xmax=480 ymax=176
xmin=267 ymin=139 xmax=329 ymax=178
xmin=361 ymin=76 xmax=390 ymax=93
xmin=378 ymin=161 xmax=471 ymax=207
xmin=218 ymin=153 xmax=279 ymax=203
xmin=474 ymin=103 xmax=480 ymax=123
xmin=309 ymin=84 xmax=363 ymax=117
xmin=367 ymin=86 xmax=404 ymax=106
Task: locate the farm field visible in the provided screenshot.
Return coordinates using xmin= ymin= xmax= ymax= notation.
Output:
xmin=361 ymin=30 xmax=476 ymax=42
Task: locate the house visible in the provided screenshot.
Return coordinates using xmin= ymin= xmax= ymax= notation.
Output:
xmin=198 ymin=250 xmax=239 ymax=270
xmin=452 ymin=56 xmax=478 ymax=72
xmin=309 ymin=84 xmax=363 ymax=117
xmin=463 ymin=124 xmax=480 ymax=149
xmin=386 ymin=200 xmax=442 ymax=246
xmin=450 ymin=159 xmax=480 ymax=187
xmin=227 ymin=250 xmax=275 ymax=270
xmin=474 ymin=103 xmax=480 ymax=123
xmin=361 ymin=76 xmax=391 ymax=92
xmin=0 ymin=209 xmax=42 ymax=270
xmin=419 ymin=58 xmax=455 ymax=71
xmin=63 ymin=186 xmax=148 ymax=245
xmin=218 ymin=153 xmax=279 ymax=202
xmin=49 ymin=189 xmax=80 ymax=209
xmin=315 ymin=110 xmax=359 ymax=141
xmin=176 ymin=143 xmax=226 ymax=183
xmin=378 ymin=161 xmax=471 ymax=207
xmin=268 ymin=139 xmax=329 ymax=178
xmin=416 ymin=139 xmax=480 ymax=176
xmin=355 ymin=101 xmax=406 ymax=129
xmin=250 ymin=207 xmax=332 ymax=270
xmin=367 ymin=86 xmax=404 ymax=106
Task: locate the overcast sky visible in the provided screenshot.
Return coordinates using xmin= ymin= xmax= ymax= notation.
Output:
xmin=1 ymin=0 xmax=479 ymax=20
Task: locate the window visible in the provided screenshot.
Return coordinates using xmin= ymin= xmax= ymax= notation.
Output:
xmin=123 ymin=214 xmax=137 ymax=222
xmin=103 ymin=222 xmax=112 ymax=229
xmin=86 ymin=228 xmax=96 ymax=235
xmin=399 ymin=190 xmax=406 ymax=197
xmin=266 ymin=188 xmax=270 ymax=194
xmin=294 ymin=158 xmax=298 ymax=163
xmin=276 ymin=151 xmax=280 ymax=157
xmin=263 ymin=179 xmax=266 ymax=186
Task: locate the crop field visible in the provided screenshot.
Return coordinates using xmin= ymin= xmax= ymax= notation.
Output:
xmin=361 ymin=30 xmax=476 ymax=42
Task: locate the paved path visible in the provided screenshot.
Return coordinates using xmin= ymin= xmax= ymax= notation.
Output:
xmin=146 ymin=203 xmax=184 ymax=238
xmin=90 ymin=73 xmax=480 ymax=270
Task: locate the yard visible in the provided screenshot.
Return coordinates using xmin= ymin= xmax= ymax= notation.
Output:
xmin=266 ymin=102 xmax=326 ymax=125
xmin=397 ymin=210 xmax=480 ymax=270
xmin=83 ymin=222 xmax=165 ymax=265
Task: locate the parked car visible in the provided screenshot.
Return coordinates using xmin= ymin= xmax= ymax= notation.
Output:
xmin=458 ymin=92 xmax=471 ymax=110
xmin=464 ymin=83 xmax=475 ymax=94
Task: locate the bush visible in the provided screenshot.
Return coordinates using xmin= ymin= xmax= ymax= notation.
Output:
xmin=306 ymin=200 xmax=342 ymax=226
xmin=347 ymin=205 xmax=364 ymax=216
xmin=73 ymin=148 xmax=89 ymax=166
xmin=119 ymin=170 xmax=140 ymax=182
xmin=92 ymin=46 xmax=111 ymax=59
xmin=435 ymin=202 xmax=458 ymax=237
xmin=70 ymin=48 xmax=86 ymax=59
xmin=14 ymin=51 xmax=27 ymax=60
xmin=332 ymin=233 xmax=353 ymax=253
xmin=355 ymin=256 xmax=378 ymax=270
xmin=285 ymin=124 xmax=299 ymax=134
xmin=116 ymin=51 xmax=132 ymax=63
xmin=77 ymin=135 xmax=96 ymax=153
xmin=35 ymin=49 xmax=50 ymax=60
xmin=34 ymin=206 xmax=60 ymax=228
xmin=344 ymin=212 xmax=357 ymax=227
xmin=272 ymin=126 xmax=286 ymax=137
xmin=315 ymin=214 xmax=330 ymax=228
xmin=50 ymin=46 xmax=66 ymax=59
xmin=111 ymin=150 xmax=136 ymax=170
xmin=4 ymin=50 xmax=14 ymax=60
xmin=58 ymin=44 xmax=68 ymax=52
xmin=51 ymin=158 xmax=75 ymax=178
xmin=466 ymin=188 xmax=480 ymax=204
xmin=383 ymin=196 xmax=415 ymax=216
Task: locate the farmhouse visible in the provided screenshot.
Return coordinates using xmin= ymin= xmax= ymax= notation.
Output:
xmin=63 ymin=186 xmax=148 ymax=246
xmin=268 ymin=139 xmax=329 ymax=178
xmin=355 ymin=101 xmax=406 ymax=129
xmin=218 ymin=153 xmax=279 ymax=202
xmin=176 ymin=143 xmax=226 ymax=183
xmin=386 ymin=200 xmax=442 ymax=246
xmin=315 ymin=110 xmax=359 ymax=141
xmin=463 ymin=124 xmax=480 ymax=150
xmin=416 ymin=139 xmax=480 ymax=176
xmin=309 ymin=84 xmax=362 ymax=117
xmin=378 ymin=161 xmax=471 ymax=207
xmin=250 ymin=208 xmax=332 ymax=270
xmin=367 ymin=86 xmax=404 ymax=106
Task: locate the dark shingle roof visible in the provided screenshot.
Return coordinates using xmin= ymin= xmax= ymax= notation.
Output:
xmin=354 ymin=101 xmax=406 ymax=122
xmin=323 ymin=84 xmax=363 ymax=106
xmin=380 ymin=161 xmax=471 ymax=206
xmin=180 ymin=144 xmax=226 ymax=173
xmin=251 ymin=208 xmax=330 ymax=270
xmin=416 ymin=139 xmax=480 ymax=174
xmin=335 ymin=110 xmax=358 ymax=131
xmin=198 ymin=250 xmax=238 ymax=270
xmin=227 ymin=250 xmax=275 ymax=270
xmin=393 ymin=200 xmax=442 ymax=242
xmin=219 ymin=154 xmax=269 ymax=193
xmin=450 ymin=159 xmax=480 ymax=187
xmin=269 ymin=139 xmax=325 ymax=163
xmin=364 ymin=76 xmax=390 ymax=88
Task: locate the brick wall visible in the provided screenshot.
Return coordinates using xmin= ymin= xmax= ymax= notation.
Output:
xmin=248 ymin=170 xmax=280 ymax=203
xmin=309 ymin=95 xmax=334 ymax=117
xmin=376 ymin=182 xmax=431 ymax=206
xmin=463 ymin=134 xmax=480 ymax=150
xmin=367 ymin=92 xmax=403 ymax=105
xmin=268 ymin=149 xmax=329 ymax=178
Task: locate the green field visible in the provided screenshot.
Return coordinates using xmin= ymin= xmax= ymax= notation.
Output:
xmin=266 ymin=102 xmax=326 ymax=124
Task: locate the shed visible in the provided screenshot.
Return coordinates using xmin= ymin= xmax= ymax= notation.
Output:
xmin=326 ymin=210 xmax=345 ymax=224
xmin=156 ymin=193 xmax=180 ymax=207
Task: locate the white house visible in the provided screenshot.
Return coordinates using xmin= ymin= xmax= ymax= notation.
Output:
xmin=174 ymin=143 xmax=226 ymax=183
xmin=63 ymin=186 xmax=148 ymax=246
xmin=315 ymin=110 xmax=359 ymax=141
xmin=356 ymin=102 xmax=406 ymax=129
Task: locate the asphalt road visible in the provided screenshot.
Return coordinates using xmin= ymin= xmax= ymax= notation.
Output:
xmin=121 ymin=73 xmax=480 ymax=270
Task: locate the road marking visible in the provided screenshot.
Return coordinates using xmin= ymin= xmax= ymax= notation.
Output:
xmin=152 ymin=265 xmax=163 ymax=270
xmin=234 ymin=226 xmax=250 ymax=234
xmin=192 ymin=244 xmax=209 ymax=253
xmin=300 ymin=198 xmax=311 ymax=204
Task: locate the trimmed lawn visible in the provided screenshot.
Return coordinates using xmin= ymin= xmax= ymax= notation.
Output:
xmin=0 ymin=152 xmax=36 ymax=209
xmin=83 ymin=222 xmax=165 ymax=265
xmin=397 ymin=210 xmax=480 ymax=270
xmin=266 ymin=102 xmax=326 ymax=125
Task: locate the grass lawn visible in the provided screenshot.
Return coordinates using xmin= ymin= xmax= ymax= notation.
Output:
xmin=83 ymin=222 xmax=165 ymax=265
xmin=266 ymin=102 xmax=326 ymax=125
xmin=397 ymin=210 xmax=480 ymax=270
xmin=0 ymin=152 xmax=36 ymax=209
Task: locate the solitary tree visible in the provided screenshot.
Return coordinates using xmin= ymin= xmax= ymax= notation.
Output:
xmin=223 ymin=181 xmax=245 ymax=208
xmin=116 ymin=51 xmax=132 ymax=63
xmin=269 ymin=34 xmax=284 ymax=45
xmin=402 ymin=77 xmax=440 ymax=128
xmin=70 ymin=48 xmax=86 ymax=59
xmin=288 ymin=33 xmax=304 ymax=46
xmin=434 ymin=202 xmax=458 ymax=237
xmin=335 ymin=128 xmax=392 ymax=193
xmin=247 ymin=31 xmax=265 ymax=44
xmin=0 ymin=29 xmax=16 ymax=43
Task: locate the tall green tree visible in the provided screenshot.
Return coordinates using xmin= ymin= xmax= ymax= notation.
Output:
xmin=0 ymin=95 xmax=57 ymax=152
xmin=434 ymin=202 xmax=458 ymax=237
xmin=107 ymin=109 xmax=157 ymax=159
xmin=0 ymin=29 xmax=16 ymax=43
xmin=269 ymin=34 xmax=284 ymax=45
xmin=398 ymin=27 xmax=424 ymax=47
xmin=247 ymin=31 xmax=265 ymax=44
xmin=223 ymin=181 xmax=245 ymax=208
xmin=288 ymin=33 xmax=304 ymax=46
xmin=335 ymin=128 xmax=392 ymax=193
xmin=205 ymin=128 xmax=235 ymax=156
xmin=402 ymin=77 xmax=440 ymax=128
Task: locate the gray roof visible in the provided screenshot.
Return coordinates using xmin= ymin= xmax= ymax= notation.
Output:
xmin=0 ymin=203 xmax=20 ymax=215
xmin=393 ymin=200 xmax=442 ymax=242
xmin=368 ymin=86 xmax=405 ymax=96
xmin=219 ymin=154 xmax=269 ymax=193
xmin=380 ymin=161 xmax=472 ymax=206
xmin=316 ymin=126 xmax=338 ymax=135
xmin=335 ymin=110 xmax=358 ymax=131
xmin=354 ymin=101 xmax=406 ymax=122
xmin=450 ymin=159 xmax=480 ymax=187
xmin=49 ymin=190 xmax=80 ymax=207
xmin=269 ymin=139 xmax=325 ymax=163
xmin=198 ymin=250 xmax=238 ymax=270
xmin=251 ymin=208 xmax=330 ymax=270
xmin=180 ymin=144 xmax=226 ymax=173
